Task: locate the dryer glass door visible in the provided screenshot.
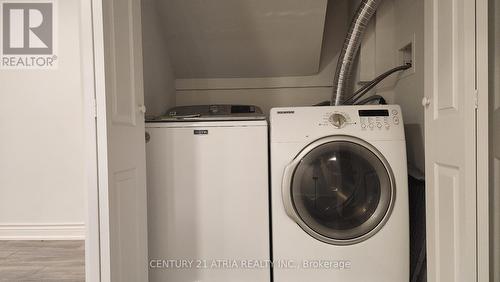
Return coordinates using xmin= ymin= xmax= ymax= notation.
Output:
xmin=287 ymin=138 xmax=394 ymax=245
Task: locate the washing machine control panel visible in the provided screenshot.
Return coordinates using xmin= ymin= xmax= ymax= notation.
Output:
xmin=359 ymin=109 xmax=400 ymax=131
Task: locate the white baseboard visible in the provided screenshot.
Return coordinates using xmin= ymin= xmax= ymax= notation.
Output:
xmin=0 ymin=223 xmax=85 ymax=240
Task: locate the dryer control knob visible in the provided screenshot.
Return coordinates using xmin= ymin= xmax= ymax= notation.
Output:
xmin=329 ymin=113 xmax=347 ymax=129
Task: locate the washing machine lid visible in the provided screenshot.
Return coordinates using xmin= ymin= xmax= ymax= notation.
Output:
xmin=147 ymin=104 xmax=266 ymax=122
xmin=282 ymin=135 xmax=395 ymax=245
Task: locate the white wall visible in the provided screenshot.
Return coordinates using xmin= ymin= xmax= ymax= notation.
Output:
xmin=176 ymin=88 xmax=332 ymax=115
xmin=356 ymin=0 xmax=425 ymax=175
xmin=0 ymin=0 xmax=85 ymax=239
xmin=392 ymin=0 xmax=425 ymax=176
xmin=175 ymin=0 xmax=350 ymax=112
xmin=156 ymin=0 xmax=329 ymax=79
xmin=142 ymin=0 xmax=176 ymax=117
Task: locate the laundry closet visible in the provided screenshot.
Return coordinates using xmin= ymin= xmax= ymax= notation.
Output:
xmin=88 ymin=0 xmax=489 ymax=281
xmin=141 ymin=0 xmax=425 ymax=172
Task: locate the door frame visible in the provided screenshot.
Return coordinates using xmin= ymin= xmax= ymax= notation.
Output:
xmin=82 ymin=0 xmax=105 ymax=280
xmin=476 ymin=0 xmax=489 ymax=280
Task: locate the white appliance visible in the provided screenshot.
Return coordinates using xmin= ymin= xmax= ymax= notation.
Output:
xmin=146 ymin=105 xmax=270 ymax=282
xmin=270 ymin=105 xmax=409 ymax=282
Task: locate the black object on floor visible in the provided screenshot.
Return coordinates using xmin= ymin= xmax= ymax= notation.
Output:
xmin=409 ymin=175 xmax=427 ymax=282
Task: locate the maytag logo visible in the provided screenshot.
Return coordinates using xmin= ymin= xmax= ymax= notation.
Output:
xmin=0 ymin=0 xmax=58 ymax=69
xmin=194 ymin=130 xmax=208 ymax=135
xmin=277 ymin=111 xmax=295 ymax=114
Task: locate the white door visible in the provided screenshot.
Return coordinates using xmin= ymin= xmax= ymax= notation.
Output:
xmin=490 ymin=0 xmax=500 ymax=279
xmin=424 ymin=0 xmax=477 ymax=281
xmin=92 ymin=0 xmax=148 ymax=280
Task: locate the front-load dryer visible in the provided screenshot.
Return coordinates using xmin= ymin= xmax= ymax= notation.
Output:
xmin=270 ymin=105 xmax=409 ymax=282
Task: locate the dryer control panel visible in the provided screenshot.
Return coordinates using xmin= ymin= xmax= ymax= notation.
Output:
xmin=270 ymin=105 xmax=405 ymax=143
xmin=358 ymin=109 xmax=400 ymax=131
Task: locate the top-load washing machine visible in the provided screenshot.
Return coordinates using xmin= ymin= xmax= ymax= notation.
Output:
xmin=270 ymin=105 xmax=409 ymax=282
xmin=146 ymin=105 xmax=270 ymax=282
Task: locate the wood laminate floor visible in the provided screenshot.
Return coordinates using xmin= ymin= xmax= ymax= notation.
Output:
xmin=0 ymin=240 xmax=85 ymax=282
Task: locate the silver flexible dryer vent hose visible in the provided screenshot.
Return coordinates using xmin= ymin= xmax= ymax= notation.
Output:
xmin=331 ymin=0 xmax=383 ymax=106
